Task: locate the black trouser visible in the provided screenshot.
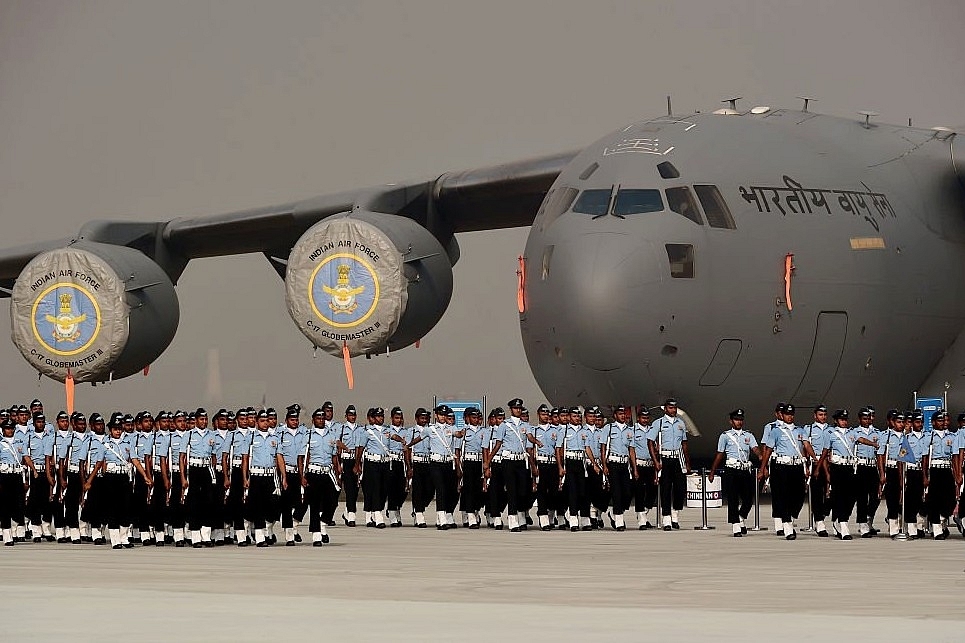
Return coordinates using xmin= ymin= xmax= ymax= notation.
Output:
xmin=361 ymin=460 xmax=388 ymax=513
xmin=80 ymin=476 xmax=106 ymax=529
xmin=588 ymin=465 xmax=610 ymax=516
xmin=855 ymin=464 xmax=879 ymax=524
xmin=0 ymin=472 xmax=25 ymax=529
xmin=340 ymin=458 xmax=359 ymax=514
xmin=927 ymin=467 xmax=955 ymax=523
xmin=502 ymin=459 xmax=529 ymax=515
xmin=429 ymin=461 xmax=455 ymax=516
xmin=26 ymin=472 xmax=52 ymax=527
xmin=535 ymin=462 xmax=559 ymax=516
xmin=304 ymin=471 xmax=339 ymax=532
xmin=723 ymin=467 xmax=753 ymax=524
xmin=485 ymin=461 xmax=506 ymax=517
xmin=460 ymin=460 xmax=484 ymax=513
xmin=62 ymin=471 xmax=82 ymax=528
xmin=633 ymin=464 xmax=658 ymax=512
xmin=148 ymin=470 xmax=167 ymax=532
xmin=386 ymin=459 xmax=407 ymax=512
xmin=883 ymin=467 xmax=901 ymax=520
xmin=211 ymin=469 xmax=227 ymax=531
xmin=185 ymin=465 xmax=214 ymax=531
xmin=411 ymin=461 xmax=433 ymax=512
xmin=771 ymin=462 xmax=805 ymax=522
xmin=829 ymin=463 xmax=856 ymax=521
xmin=102 ymin=473 xmax=130 ymax=530
xmin=810 ymin=466 xmax=830 ymax=521
xmin=131 ymin=473 xmax=149 ymax=530
xmin=659 ymin=458 xmax=685 ymax=515
xmin=905 ymin=469 xmax=925 ymax=521
xmin=281 ymin=467 xmax=302 ymax=529
xmin=225 ymin=467 xmax=246 ymax=530
xmin=565 ymin=458 xmax=590 ymax=518
xmin=521 ymin=466 xmax=535 ymax=512
xmin=607 ymin=460 xmax=632 ymax=514
xmin=445 ymin=463 xmax=459 ymax=513
xmin=247 ymin=474 xmax=276 ymax=529
xmin=168 ymin=473 xmax=185 ymax=530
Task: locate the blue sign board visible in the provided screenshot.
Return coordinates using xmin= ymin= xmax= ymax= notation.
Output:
xmin=915 ymin=397 xmax=944 ymax=432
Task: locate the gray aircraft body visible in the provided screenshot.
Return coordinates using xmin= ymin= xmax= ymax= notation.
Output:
xmin=2 ymin=103 xmax=964 ymax=458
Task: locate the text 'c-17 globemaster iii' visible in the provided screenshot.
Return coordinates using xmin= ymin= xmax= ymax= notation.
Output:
xmin=2 ymin=98 xmax=965 ymax=459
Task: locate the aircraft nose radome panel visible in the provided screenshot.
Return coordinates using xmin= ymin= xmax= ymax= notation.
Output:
xmin=550 ymin=233 xmax=661 ymax=371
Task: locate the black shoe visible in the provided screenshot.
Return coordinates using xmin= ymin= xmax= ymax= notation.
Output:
xmin=436 ymin=524 xmax=447 ymax=531
xmin=33 ymin=537 xmax=41 ymax=543
xmin=416 ymin=523 xmax=427 ymax=529
xmin=663 ymin=525 xmax=672 ymax=531
xmin=519 ymin=524 xmax=526 ymax=531
xmin=256 ymin=541 xmax=269 ymax=547
xmin=321 ymin=534 xmax=330 ymax=544
xmin=935 ymin=532 xmax=949 ymax=540
xmin=907 ymin=533 xmax=919 ymax=540
xmin=71 ymin=539 xmax=82 ymax=545
xmin=313 ymin=541 xmax=323 ymax=547
xmin=580 ymin=525 xmax=593 ymax=531
xmin=176 ymin=541 xmax=185 ymax=548
xmin=817 ymin=530 xmax=829 ymax=537
xmin=733 ymin=532 xmax=743 ymax=537
xmin=269 ymin=534 xmax=277 ymax=545
xmin=860 ymin=531 xmax=875 ymax=539
xmin=540 ymin=525 xmax=551 ymax=532
xmin=326 ymin=520 xmax=336 ymax=527
xmin=462 ymin=522 xmax=469 ymax=528
xmin=294 ymin=533 xmax=302 ymax=542
xmin=366 ymin=521 xmax=376 ymax=528
xmin=510 ymin=527 xmax=520 ymax=533
xmin=570 ymin=526 xmax=579 ymax=532
xmin=390 ymin=522 xmax=402 ymax=528
xmin=494 ymin=524 xmax=503 ymax=531
xmin=525 ymin=515 xmax=533 ymax=526
xmin=471 ymin=524 xmax=481 ymax=530
xmin=94 ymin=538 xmax=106 ymax=545
xmin=616 ymin=525 xmax=626 ymax=532
xmin=45 ymin=536 xmax=54 ymax=542
xmin=671 ymin=522 xmax=680 ymax=530
xmin=557 ymin=523 xmax=568 ymax=530
xmin=237 ymin=540 xmax=249 ymax=547
xmin=123 ymin=543 xmax=133 ymax=549
xmin=286 ymin=541 xmax=296 ymax=546
xmin=57 ymin=537 xmax=69 ymax=544
xmin=869 ymin=526 xmax=880 ymax=535
xmin=943 ymin=527 xmax=950 ymax=538
xmin=165 ymin=535 xmax=174 ymax=544
xmin=376 ymin=523 xmax=386 ymax=529
xmin=843 ymin=534 xmax=853 ymax=540
xmin=203 ymin=541 xmax=215 ymax=548
xmin=741 ymin=527 xmax=748 ymax=535
xmin=81 ymin=536 xmax=92 ymax=543
xmin=144 ymin=538 xmax=156 ymax=546
xmin=785 ymin=532 xmax=797 ymax=541
xmin=775 ymin=530 xmax=784 ymax=537
xmin=4 ymin=541 xmax=13 ymax=546
xmin=112 ymin=544 xmax=122 ymax=549
xmin=192 ymin=542 xmax=203 ymax=548
xmin=156 ymin=540 xmax=164 ymax=547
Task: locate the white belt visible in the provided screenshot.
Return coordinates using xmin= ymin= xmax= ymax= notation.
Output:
xmin=340 ymin=453 xmax=355 ymax=460
xmin=388 ymin=453 xmax=404 ymax=461
xmin=249 ymin=466 xmax=273 ymax=476
xmin=429 ymin=454 xmax=452 ymax=463
xmin=153 ymin=464 xmax=162 ymax=472
xmin=774 ymin=456 xmax=803 ymax=465
xmin=364 ymin=454 xmax=387 ymax=463
xmin=725 ymin=459 xmax=751 ymax=470
xmin=67 ymin=463 xmax=81 ymax=473
xmin=905 ymin=463 xmax=922 ymax=471
xmin=462 ymin=453 xmax=482 ymax=462
xmin=232 ymin=457 xmax=243 ymax=467
xmin=930 ymin=459 xmax=951 ymax=469
xmin=215 ymin=464 xmax=224 ymax=472
xmin=635 ymin=459 xmax=653 ymax=467
xmin=285 ymin=465 xmax=298 ymax=473
xmin=33 ymin=464 xmax=46 ymax=472
xmin=660 ymin=449 xmax=680 ymax=457
xmin=830 ymin=454 xmax=855 ymax=465
xmin=885 ymin=460 xmax=899 ymax=468
xmin=564 ymin=450 xmax=585 ymax=460
xmin=536 ymin=455 xmax=556 ymax=464
xmin=306 ymin=464 xmax=332 ymax=474
xmin=170 ymin=465 xmax=181 ymax=473
xmin=188 ymin=457 xmax=208 ymax=467
xmin=501 ymin=451 xmax=526 ymax=461
xmin=104 ymin=462 xmax=131 ymax=474
xmin=412 ymin=454 xmax=430 ymax=463
xmin=855 ymin=457 xmax=875 ymax=466
xmin=0 ymin=464 xmax=22 ymax=474
xmin=607 ymin=455 xmax=628 ymax=464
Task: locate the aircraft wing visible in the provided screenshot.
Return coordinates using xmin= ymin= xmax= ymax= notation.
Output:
xmin=0 ymin=150 xmax=576 ymax=293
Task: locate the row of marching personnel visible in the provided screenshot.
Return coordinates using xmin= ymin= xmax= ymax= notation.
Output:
xmin=708 ymin=404 xmax=965 ymax=540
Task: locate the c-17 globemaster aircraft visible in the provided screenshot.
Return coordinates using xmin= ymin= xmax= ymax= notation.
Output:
xmin=1 ymin=101 xmax=964 ymax=459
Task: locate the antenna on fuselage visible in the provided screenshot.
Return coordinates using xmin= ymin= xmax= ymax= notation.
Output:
xmin=796 ymin=96 xmax=816 ymax=112
xmin=723 ymin=96 xmax=742 ymax=111
xmin=667 ymin=95 xmax=672 ymax=117
xmin=858 ymin=110 xmax=879 ymax=129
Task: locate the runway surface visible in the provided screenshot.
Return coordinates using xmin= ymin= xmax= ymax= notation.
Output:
xmin=1 ymin=504 xmax=962 ymax=641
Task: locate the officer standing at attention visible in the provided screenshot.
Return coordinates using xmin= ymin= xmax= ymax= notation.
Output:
xmin=356 ymin=408 xmax=394 ymax=528
xmin=852 ymin=408 xmax=882 ymax=538
xmin=528 ymin=404 xmax=560 ymax=531
xmin=459 ymin=407 xmax=486 ymax=528
xmin=489 ymin=398 xmax=530 ymax=532
xmin=760 ymin=404 xmax=809 ymax=540
xmin=179 ymin=408 xmax=216 ymax=547
xmin=141 ymin=412 xmax=167 ymax=546
xmin=408 ymin=408 xmax=433 ymax=528
xmin=60 ymin=412 xmax=91 ymax=544
xmin=94 ymin=417 xmax=151 ymax=549
xmin=166 ymin=411 xmax=189 ymax=546
xmin=337 ymin=405 xmax=361 ymax=527
xmin=903 ymin=411 xmax=927 ymax=539
xmin=222 ymin=409 xmax=252 ymax=546
xmin=51 ymin=411 xmax=71 ymax=542
xmin=924 ymin=411 xmax=956 ymax=539
xmin=804 ymin=405 xmax=831 ymax=537
xmin=629 ymin=407 xmax=658 ymax=530
xmin=483 ymin=408 xmax=507 ymax=529
xmin=649 ymin=399 xmax=690 ymax=530
xmin=762 ymin=404 xmax=786 ymax=534
xmin=386 ymin=407 xmax=412 ymax=528
xmin=209 ymin=410 xmax=230 ymax=545
xmin=243 ymin=410 xmax=287 ymax=546
xmin=278 ymin=404 xmax=306 ymax=544
xmin=24 ymin=412 xmax=55 ymax=542
xmin=300 ymin=408 xmax=342 ymax=545
xmin=413 ymin=405 xmax=459 ymax=530
xmin=878 ymin=410 xmax=907 ymax=539
xmin=82 ymin=413 xmax=108 ymax=545
xmin=708 ymin=409 xmax=761 ymax=536
xmin=0 ymin=418 xmax=27 ymax=545
xmin=600 ymin=406 xmax=634 ymax=531
xmin=820 ymin=410 xmax=858 ymax=539
xmin=555 ymin=407 xmax=597 ymax=531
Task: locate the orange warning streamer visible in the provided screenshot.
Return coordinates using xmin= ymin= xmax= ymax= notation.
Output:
xmin=516 ymin=256 xmax=527 ymax=313
xmin=65 ymin=369 xmax=75 ymax=415
xmin=784 ymin=253 xmax=794 ymax=312
xmin=342 ymin=342 xmax=355 ymax=390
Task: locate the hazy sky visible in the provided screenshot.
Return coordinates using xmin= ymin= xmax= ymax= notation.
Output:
xmin=1 ymin=0 xmax=963 ymax=415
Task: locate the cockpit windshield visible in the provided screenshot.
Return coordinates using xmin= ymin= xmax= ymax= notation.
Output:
xmin=612 ymin=189 xmax=663 ymax=216
xmin=572 ymin=189 xmax=612 ymax=216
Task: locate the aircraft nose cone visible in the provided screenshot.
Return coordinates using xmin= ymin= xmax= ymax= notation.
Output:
xmin=552 ymin=232 xmax=662 ymax=371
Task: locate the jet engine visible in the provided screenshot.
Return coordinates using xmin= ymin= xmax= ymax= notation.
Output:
xmin=10 ymin=242 xmax=179 ymax=383
xmin=285 ymin=212 xmax=453 ymax=357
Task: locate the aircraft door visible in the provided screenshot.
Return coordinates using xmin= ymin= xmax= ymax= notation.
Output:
xmin=791 ymin=312 xmax=848 ymax=406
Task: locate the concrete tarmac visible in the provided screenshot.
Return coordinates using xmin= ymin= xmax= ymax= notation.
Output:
xmin=1 ymin=504 xmax=963 ymax=641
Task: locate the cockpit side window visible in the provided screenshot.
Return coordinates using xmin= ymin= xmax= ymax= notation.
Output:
xmin=572 ymin=188 xmax=613 ymax=216
xmin=612 ymin=189 xmax=664 ymax=216
xmin=665 ymin=186 xmax=703 ymax=226
xmin=694 ymin=185 xmax=736 ymax=229
xmin=536 ymin=186 xmax=579 ymax=231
